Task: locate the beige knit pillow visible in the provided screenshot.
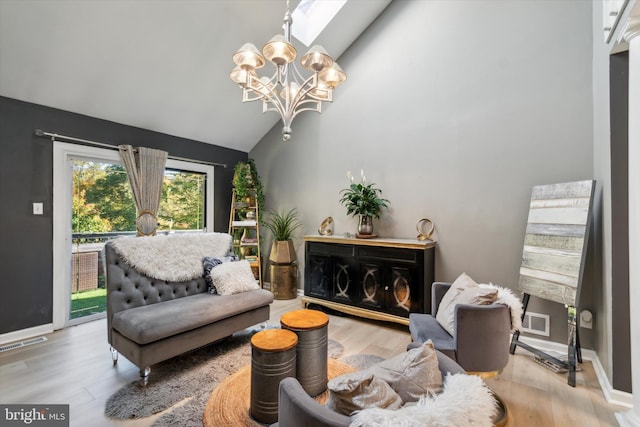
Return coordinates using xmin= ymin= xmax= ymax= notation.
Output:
xmin=436 ymin=273 xmax=498 ymax=336
xmin=210 ymin=260 xmax=259 ymax=295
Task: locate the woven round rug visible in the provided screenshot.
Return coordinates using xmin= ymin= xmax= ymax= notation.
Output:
xmin=203 ymin=358 xmax=355 ymax=426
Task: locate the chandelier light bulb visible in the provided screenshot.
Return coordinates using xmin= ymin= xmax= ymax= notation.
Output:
xmin=229 ymin=66 xmax=256 ymax=88
xmin=232 ymin=43 xmax=265 ymax=69
xmin=310 ymin=81 xmax=331 ymax=101
xmin=263 ymin=35 xmax=297 ymax=66
xmin=301 ymin=45 xmax=333 ymax=72
xmin=318 ymin=62 xmax=346 ymax=89
xmin=254 ymin=76 xmax=275 ymax=97
xmin=280 ymin=82 xmax=299 ymax=101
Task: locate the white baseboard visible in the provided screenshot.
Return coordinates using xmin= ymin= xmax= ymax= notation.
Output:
xmin=516 ymin=335 xmax=633 ymax=408
xmin=0 ymin=323 xmax=53 ymax=346
xmin=615 ymin=409 xmax=640 ymax=427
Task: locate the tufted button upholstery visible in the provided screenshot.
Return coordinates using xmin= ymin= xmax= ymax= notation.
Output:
xmin=105 ymin=243 xmax=210 ymax=341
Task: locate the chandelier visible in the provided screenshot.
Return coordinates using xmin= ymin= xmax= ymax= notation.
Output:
xmin=229 ymin=1 xmax=346 ymax=141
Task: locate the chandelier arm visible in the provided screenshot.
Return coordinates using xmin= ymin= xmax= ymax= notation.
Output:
xmin=262 ymin=95 xmax=287 ymax=119
xmin=288 ymin=73 xmax=319 ymax=108
xmin=289 ymin=63 xmax=306 ymax=84
xmin=276 ymin=65 xmax=287 ymax=87
xmin=243 ymin=74 xmax=286 ymax=114
xmin=290 ymin=100 xmax=322 ymax=121
xmin=255 ymin=86 xmax=290 ymax=123
xmin=242 ymin=88 xmax=266 ymax=103
xmin=262 ymin=100 xmax=288 ymax=117
xmin=307 ymin=90 xmax=334 ymax=102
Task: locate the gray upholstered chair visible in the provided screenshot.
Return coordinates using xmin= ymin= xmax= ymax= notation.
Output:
xmin=270 ymin=350 xmax=466 ymax=427
xmin=408 ymin=282 xmax=511 ymax=374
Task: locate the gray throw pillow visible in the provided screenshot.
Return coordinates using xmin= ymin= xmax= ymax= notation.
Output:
xmin=326 ymin=370 xmax=403 ymax=416
xmin=370 ymin=340 xmax=443 ymax=402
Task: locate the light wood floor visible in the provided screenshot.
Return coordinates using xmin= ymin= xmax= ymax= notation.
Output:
xmin=0 ymin=297 xmax=626 ymax=426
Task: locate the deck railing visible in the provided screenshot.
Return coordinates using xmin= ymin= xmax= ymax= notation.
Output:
xmin=70 ymin=230 xmax=203 ymax=292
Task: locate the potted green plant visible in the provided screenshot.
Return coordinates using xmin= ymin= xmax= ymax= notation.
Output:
xmin=339 ymin=169 xmax=389 ymax=236
xmin=232 ymin=159 xmax=265 ymax=220
xmin=263 ymin=208 xmax=302 ymax=299
xmin=263 ymin=208 xmax=302 ymax=264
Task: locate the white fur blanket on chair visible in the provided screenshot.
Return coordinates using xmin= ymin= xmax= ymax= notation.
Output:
xmin=479 ymin=284 xmax=524 ymax=332
xmin=109 ymin=233 xmax=232 ymax=282
xmin=350 ymin=373 xmax=497 ymax=427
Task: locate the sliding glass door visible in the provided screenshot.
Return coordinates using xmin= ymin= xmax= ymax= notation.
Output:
xmin=53 ymin=143 xmax=214 ymax=328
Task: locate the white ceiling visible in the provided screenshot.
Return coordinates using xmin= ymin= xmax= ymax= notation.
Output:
xmin=0 ymin=0 xmax=390 ymax=152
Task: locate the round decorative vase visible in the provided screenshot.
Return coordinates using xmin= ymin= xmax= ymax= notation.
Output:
xmin=357 ymin=215 xmax=373 ymax=235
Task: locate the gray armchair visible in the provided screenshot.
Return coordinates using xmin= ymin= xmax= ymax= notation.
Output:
xmin=408 ymin=282 xmax=511 ymax=374
xmin=270 ymin=350 xmax=466 ymax=427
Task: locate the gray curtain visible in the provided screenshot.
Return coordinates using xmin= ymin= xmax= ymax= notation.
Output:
xmin=118 ymin=145 xmax=168 ymax=236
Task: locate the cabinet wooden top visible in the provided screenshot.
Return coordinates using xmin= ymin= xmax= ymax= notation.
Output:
xmin=303 ymin=235 xmax=436 ymax=250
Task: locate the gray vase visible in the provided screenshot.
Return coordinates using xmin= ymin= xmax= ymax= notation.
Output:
xmin=357 ymin=215 xmax=373 ymax=235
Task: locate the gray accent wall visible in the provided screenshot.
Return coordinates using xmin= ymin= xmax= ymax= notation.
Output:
xmin=0 ymin=96 xmax=247 ymax=335
xmin=251 ymin=0 xmax=595 ymax=347
xmin=609 ymin=52 xmax=631 ymax=392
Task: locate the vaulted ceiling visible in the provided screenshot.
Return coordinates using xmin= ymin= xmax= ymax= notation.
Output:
xmin=0 ymin=0 xmax=390 ymax=152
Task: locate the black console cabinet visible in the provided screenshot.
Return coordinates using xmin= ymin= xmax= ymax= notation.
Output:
xmin=303 ymin=236 xmax=435 ymax=325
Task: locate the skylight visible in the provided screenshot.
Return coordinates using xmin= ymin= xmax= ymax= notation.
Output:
xmin=291 ymin=0 xmax=347 ymax=47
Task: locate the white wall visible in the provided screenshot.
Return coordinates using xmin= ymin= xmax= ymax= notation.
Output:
xmin=251 ymin=0 xmax=594 ymax=344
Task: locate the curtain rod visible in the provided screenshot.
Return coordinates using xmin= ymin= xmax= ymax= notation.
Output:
xmin=34 ymin=129 xmax=227 ymax=168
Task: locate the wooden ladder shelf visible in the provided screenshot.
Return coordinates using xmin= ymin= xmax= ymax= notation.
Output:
xmin=228 ymin=189 xmax=262 ymax=287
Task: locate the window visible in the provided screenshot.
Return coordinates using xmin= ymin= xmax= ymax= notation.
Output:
xmin=72 ymin=162 xmax=209 ymax=234
xmin=292 ymin=0 xmax=347 ymax=46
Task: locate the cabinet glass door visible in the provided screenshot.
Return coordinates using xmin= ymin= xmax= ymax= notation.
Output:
xmin=306 ymin=255 xmax=331 ymax=299
xmin=332 ymin=257 xmax=356 ymax=304
xmin=386 ymin=266 xmax=415 ymax=316
xmin=358 ymin=262 xmax=385 ymax=310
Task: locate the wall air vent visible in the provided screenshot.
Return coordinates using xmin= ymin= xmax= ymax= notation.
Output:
xmin=0 ymin=336 xmax=47 ymax=353
xmin=522 ymin=312 xmax=550 ymax=337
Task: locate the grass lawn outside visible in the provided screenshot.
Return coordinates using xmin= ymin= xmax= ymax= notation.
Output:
xmin=71 ymin=287 xmax=107 ymax=319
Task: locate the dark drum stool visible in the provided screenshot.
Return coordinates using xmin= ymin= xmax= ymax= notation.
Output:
xmin=280 ymin=309 xmax=329 ymax=397
xmin=250 ymin=329 xmax=298 ymax=424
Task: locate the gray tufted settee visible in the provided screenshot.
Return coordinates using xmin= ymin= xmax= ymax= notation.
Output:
xmin=104 ymin=237 xmax=273 ymax=382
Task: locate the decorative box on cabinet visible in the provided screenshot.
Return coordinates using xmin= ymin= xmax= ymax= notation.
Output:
xmin=303 ymin=235 xmax=435 ymax=325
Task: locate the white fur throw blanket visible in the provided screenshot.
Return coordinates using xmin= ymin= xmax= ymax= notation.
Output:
xmin=479 ymin=284 xmax=524 ymax=332
xmin=109 ymin=233 xmax=232 ymax=282
xmin=350 ymin=373 xmax=497 ymax=427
